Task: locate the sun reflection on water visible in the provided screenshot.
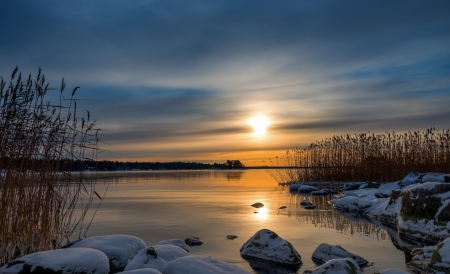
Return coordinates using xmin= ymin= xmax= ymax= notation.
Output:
xmin=254 ymin=207 xmax=268 ymax=220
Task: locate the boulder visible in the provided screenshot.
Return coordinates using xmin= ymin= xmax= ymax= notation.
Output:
xmin=240 ymin=229 xmax=301 ymax=266
xmin=426 ymin=237 xmax=450 ymax=273
xmin=0 ymin=248 xmax=109 ymax=274
xmin=422 ymin=173 xmax=450 ymax=183
xmin=124 ymin=245 xmax=190 ymax=272
xmin=311 ymin=243 xmax=368 ymax=267
xmin=158 ymin=239 xmax=189 ymax=251
xmin=375 ymin=182 xmax=401 ymax=198
xmin=342 ymin=192 xmax=358 ymax=198
xmin=298 ymin=185 xmax=319 ymax=193
xmin=68 ymin=234 xmax=146 ymax=271
xmin=311 ymin=190 xmax=328 ymax=196
xmin=359 ymin=182 xmax=381 ymax=189
xmin=399 ymin=172 xmax=425 ymax=187
xmin=303 ymin=258 xmax=362 ymax=274
xmin=184 ymin=236 xmax=204 ymax=246
xmin=163 ymin=255 xmax=250 ymax=274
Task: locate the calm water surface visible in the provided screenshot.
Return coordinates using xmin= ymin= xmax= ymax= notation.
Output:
xmin=79 ymin=170 xmax=410 ymax=273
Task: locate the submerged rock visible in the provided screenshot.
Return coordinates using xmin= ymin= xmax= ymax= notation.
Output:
xmin=226 ymin=235 xmax=238 ymax=240
xmin=426 ymin=237 xmax=450 ymax=273
xmin=0 ymin=248 xmax=109 ymax=274
xmin=163 ymin=255 xmax=250 ymax=274
xmin=68 ymin=234 xmax=146 ymax=271
xmin=240 ymin=228 xmax=302 ymax=266
xmin=304 ymin=205 xmax=316 ymax=209
xmin=311 ymin=243 xmax=368 ymax=267
xmin=303 ymin=258 xmax=362 ymax=274
xmin=185 ymin=236 xmax=204 ymax=246
xmin=251 ymin=202 xmax=264 ymax=208
xmin=279 ymin=206 xmax=287 ymax=209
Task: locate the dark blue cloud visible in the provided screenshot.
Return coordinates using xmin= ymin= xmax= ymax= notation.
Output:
xmin=1 ymin=0 xmax=449 ymax=163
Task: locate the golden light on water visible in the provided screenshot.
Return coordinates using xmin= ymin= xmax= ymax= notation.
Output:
xmin=254 ymin=207 xmax=268 ymax=220
xmin=248 ymin=113 xmax=270 ymax=137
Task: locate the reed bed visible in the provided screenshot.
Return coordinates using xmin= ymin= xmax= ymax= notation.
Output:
xmin=269 ymin=129 xmax=450 ymax=183
xmin=0 ymin=68 xmax=100 ymax=265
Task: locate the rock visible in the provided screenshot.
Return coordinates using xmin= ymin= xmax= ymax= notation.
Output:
xmin=321 ymin=189 xmax=338 ymax=194
xmin=68 ymin=234 xmax=146 ymax=271
xmin=426 ymin=237 xmax=450 ymax=273
xmin=378 ymin=268 xmax=409 ymax=274
xmin=330 ymin=196 xmax=374 ymax=213
xmin=375 ymin=182 xmax=401 ymax=198
xmin=159 ymin=239 xmax=189 ymax=251
xmin=298 ymin=185 xmax=319 ymax=193
xmin=342 ymin=191 xmax=358 ymax=198
xmin=163 ymin=255 xmax=250 ymax=274
xmin=304 ymin=205 xmax=316 ymax=209
xmin=311 ymin=190 xmax=328 ymax=196
xmin=240 ymin=228 xmax=302 ymax=266
xmin=121 ymin=269 xmax=163 ymax=274
xmin=301 ymin=200 xmax=313 ymax=206
xmin=303 ymin=258 xmax=362 ymax=274
xmin=409 ymin=245 xmax=436 ymax=272
xmin=0 ymin=248 xmax=109 ymax=274
xmin=124 ymin=245 xmax=190 ymax=272
xmin=226 ymin=235 xmax=238 ymax=240
xmin=289 ymin=183 xmax=302 ymax=191
xmin=399 ymin=171 xmax=425 ymax=187
xmin=422 ymin=172 xmax=450 ymax=183
xmin=279 ymin=206 xmax=287 ymax=209
xmin=359 ymin=182 xmax=381 ymax=189
xmin=311 ymin=243 xmax=368 ymax=267
xmin=185 ymin=236 xmax=204 ymax=246
xmin=251 ymin=202 xmax=264 ymax=208
xmin=344 ymin=183 xmax=362 ymax=191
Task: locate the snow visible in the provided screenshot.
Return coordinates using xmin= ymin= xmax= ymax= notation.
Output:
xmin=378 ymin=268 xmax=409 ymax=274
xmin=303 ymin=258 xmax=362 ymax=274
xmin=375 ymin=182 xmax=401 ymax=198
xmin=422 ymin=173 xmax=450 ymax=183
xmin=330 ymin=196 xmax=374 ymax=213
xmin=124 ymin=245 xmax=190 ymax=272
xmin=311 ymin=243 xmax=368 ymax=267
xmin=158 ymin=239 xmax=188 ymax=251
xmin=163 ymin=255 xmax=250 ymax=274
xmin=0 ymin=248 xmax=109 ymax=274
xmin=69 ymin=234 xmax=146 ymax=270
xmin=342 ymin=191 xmax=358 ymax=198
xmin=427 ymin=237 xmax=450 ymax=271
xmin=240 ymin=228 xmax=302 ymax=266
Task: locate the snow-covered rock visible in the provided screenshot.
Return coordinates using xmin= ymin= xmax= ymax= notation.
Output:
xmin=184 ymin=236 xmax=204 ymax=246
xmin=289 ymin=183 xmax=302 ymax=191
xmin=400 ymin=172 xmax=425 ymax=187
xmin=124 ymin=245 xmax=190 ymax=272
xmin=298 ymin=185 xmax=319 ymax=193
xmin=321 ymin=188 xmax=338 ymax=194
xmin=158 ymin=239 xmax=189 ymax=251
xmin=330 ymin=196 xmax=374 ymax=213
xmin=409 ymin=245 xmax=437 ymax=272
xmin=121 ymin=269 xmax=163 ymax=274
xmin=68 ymin=234 xmax=146 ymax=271
xmin=240 ymin=229 xmax=301 ymax=266
xmin=301 ymin=200 xmax=313 ymax=206
xmin=0 ymin=248 xmax=109 ymax=274
xmin=359 ymin=182 xmax=380 ymax=189
xmin=311 ymin=243 xmax=368 ymax=267
xmin=163 ymin=255 xmax=250 ymax=274
xmin=422 ymin=172 xmax=450 ymax=183
xmin=375 ymin=182 xmax=401 ymax=198
xmin=251 ymin=202 xmax=264 ymax=208
xmin=342 ymin=191 xmax=358 ymax=198
xmin=378 ymin=268 xmax=409 ymax=274
xmin=426 ymin=237 xmax=450 ymax=273
xmin=311 ymin=190 xmax=328 ymax=196
xmin=303 ymin=258 xmax=362 ymax=274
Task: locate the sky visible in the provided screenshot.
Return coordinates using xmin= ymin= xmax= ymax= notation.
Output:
xmin=1 ymin=0 xmax=449 ymax=166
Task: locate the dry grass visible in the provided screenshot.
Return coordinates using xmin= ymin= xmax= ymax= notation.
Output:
xmin=269 ymin=129 xmax=450 ymax=183
xmin=0 ymin=68 xmax=101 ymax=265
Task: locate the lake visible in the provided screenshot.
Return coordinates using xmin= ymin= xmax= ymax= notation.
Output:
xmin=79 ymin=170 xmax=412 ymax=273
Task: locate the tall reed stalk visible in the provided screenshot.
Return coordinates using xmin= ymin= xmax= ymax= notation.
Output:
xmin=0 ymin=68 xmax=100 ymax=265
xmin=269 ymin=129 xmax=450 ymax=183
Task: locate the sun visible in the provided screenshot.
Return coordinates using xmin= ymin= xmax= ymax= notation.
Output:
xmin=248 ymin=114 xmax=270 ymax=137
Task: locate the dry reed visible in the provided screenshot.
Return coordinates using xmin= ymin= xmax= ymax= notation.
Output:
xmin=0 ymin=68 xmax=100 ymax=265
xmin=269 ymin=129 xmax=450 ymax=183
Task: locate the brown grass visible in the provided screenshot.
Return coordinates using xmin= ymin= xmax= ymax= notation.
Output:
xmin=268 ymin=129 xmax=450 ymax=183
xmin=0 ymin=68 xmax=101 ymax=265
